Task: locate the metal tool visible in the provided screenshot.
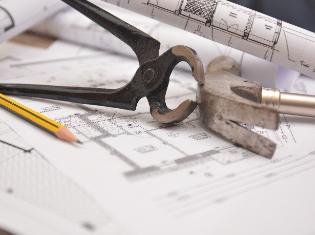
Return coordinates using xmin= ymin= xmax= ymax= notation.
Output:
xmin=0 ymin=0 xmax=204 ymax=124
xmin=200 ymin=56 xmax=315 ymax=158
xmin=198 ymin=56 xmax=280 ymax=158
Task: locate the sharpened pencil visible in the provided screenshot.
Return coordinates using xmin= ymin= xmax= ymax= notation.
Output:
xmin=0 ymin=93 xmax=79 ymax=143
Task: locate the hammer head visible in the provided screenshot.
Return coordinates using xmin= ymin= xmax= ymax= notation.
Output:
xmin=198 ymin=56 xmax=280 ymax=158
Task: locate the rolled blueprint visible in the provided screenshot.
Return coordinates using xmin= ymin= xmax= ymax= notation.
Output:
xmin=0 ymin=0 xmax=65 ymax=43
xmin=95 ymin=0 xmax=315 ymax=79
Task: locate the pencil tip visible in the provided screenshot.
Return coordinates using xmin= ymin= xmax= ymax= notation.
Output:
xmin=76 ymin=140 xmax=83 ymax=144
xmin=56 ymin=127 xmax=78 ymax=143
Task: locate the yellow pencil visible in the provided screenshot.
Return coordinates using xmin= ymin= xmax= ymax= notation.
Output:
xmin=0 ymin=93 xmax=79 ymax=143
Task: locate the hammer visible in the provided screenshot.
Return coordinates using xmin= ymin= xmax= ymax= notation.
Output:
xmin=197 ymin=56 xmax=280 ymax=158
xmin=198 ymin=56 xmax=315 ymax=158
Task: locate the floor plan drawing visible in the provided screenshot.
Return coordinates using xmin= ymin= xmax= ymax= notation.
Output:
xmin=0 ymin=121 xmax=114 ymax=234
xmin=101 ymin=0 xmax=315 ymax=78
xmin=1 ymin=35 xmax=315 ymax=234
xmin=56 ymin=109 xmax=302 ymax=181
xmin=57 ymin=110 xmax=252 ymax=179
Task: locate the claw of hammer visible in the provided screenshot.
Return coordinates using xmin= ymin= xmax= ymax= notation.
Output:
xmin=198 ymin=56 xmax=280 ymax=158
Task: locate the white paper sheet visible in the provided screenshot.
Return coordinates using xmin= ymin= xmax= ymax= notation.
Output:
xmin=1 ymin=38 xmax=315 ymax=235
xmin=0 ymin=0 xmax=65 ymax=43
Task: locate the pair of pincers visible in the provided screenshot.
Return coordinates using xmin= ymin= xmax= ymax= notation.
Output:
xmin=0 ymin=0 xmax=204 ymax=124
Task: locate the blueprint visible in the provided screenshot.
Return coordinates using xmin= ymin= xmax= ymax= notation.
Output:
xmin=1 ymin=34 xmax=315 ymax=234
xmin=0 ymin=120 xmax=124 ymax=235
xmin=0 ymin=0 xmax=65 ymax=43
xmin=95 ymin=0 xmax=315 ymax=79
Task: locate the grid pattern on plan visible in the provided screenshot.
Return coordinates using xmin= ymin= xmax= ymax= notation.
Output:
xmin=0 ymin=124 xmax=110 ymax=233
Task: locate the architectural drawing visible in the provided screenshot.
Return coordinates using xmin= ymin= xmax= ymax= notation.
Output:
xmin=0 ymin=121 xmax=113 ymax=234
xmin=2 ymin=37 xmax=315 ymax=234
xmin=4 ymin=44 xmax=315 ymax=222
xmin=146 ymin=0 xmax=282 ymax=49
xmin=101 ymin=0 xmax=315 ymax=78
xmin=56 ymin=109 xmax=299 ymax=180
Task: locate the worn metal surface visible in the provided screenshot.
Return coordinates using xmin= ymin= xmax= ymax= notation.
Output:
xmin=232 ymin=77 xmax=315 ymax=118
xmin=0 ymin=0 xmax=204 ymax=124
xmin=198 ymin=56 xmax=279 ymax=158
